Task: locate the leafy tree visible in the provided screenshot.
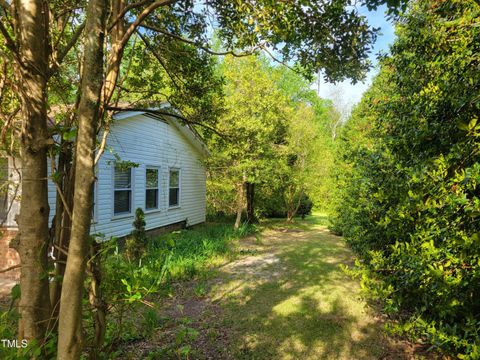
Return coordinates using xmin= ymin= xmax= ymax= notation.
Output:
xmin=0 ymin=0 xmax=406 ymax=356
xmin=206 ymin=55 xmax=291 ymax=227
xmin=333 ymin=0 xmax=480 ymax=357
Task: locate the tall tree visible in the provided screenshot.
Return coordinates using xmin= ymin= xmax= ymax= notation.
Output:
xmin=206 ymin=55 xmax=290 ymax=227
xmin=56 ymin=0 xmax=108 ymax=357
xmin=12 ymin=0 xmax=52 ymax=344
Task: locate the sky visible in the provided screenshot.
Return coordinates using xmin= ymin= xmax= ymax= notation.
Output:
xmin=315 ymin=5 xmax=397 ymax=116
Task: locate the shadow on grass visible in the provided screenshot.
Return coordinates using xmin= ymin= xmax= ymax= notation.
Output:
xmin=213 ymin=224 xmax=395 ymax=360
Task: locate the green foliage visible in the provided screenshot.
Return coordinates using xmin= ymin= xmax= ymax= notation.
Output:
xmin=125 ymin=208 xmax=147 ymax=262
xmin=97 ymin=220 xmax=256 ymax=353
xmin=333 ymin=0 xmax=480 ymax=357
xmin=297 ymin=194 xmax=313 ymax=219
xmin=160 ymin=222 xmax=257 ymax=279
xmin=206 ymin=55 xmax=338 ymax=220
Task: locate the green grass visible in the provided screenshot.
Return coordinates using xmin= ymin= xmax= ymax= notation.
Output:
xmin=208 ymin=213 xmax=394 ymax=360
xmin=155 ymin=221 xmax=256 ymax=279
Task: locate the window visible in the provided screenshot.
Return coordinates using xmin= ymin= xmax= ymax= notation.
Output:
xmin=168 ymin=169 xmax=180 ymax=207
xmin=114 ymin=166 xmax=132 ymax=215
xmin=145 ymin=167 xmax=159 ymax=210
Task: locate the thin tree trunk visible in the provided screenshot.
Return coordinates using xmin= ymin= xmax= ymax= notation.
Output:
xmin=286 ymin=188 xmax=304 ymax=222
xmin=87 ymin=241 xmax=106 ymax=359
xmin=234 ymin=182 xmax=244 ymax=229
xmin=13 ymin=0 xmax=52 ymax=344
xmin=246 ymin=182 xmax=256 ymax=224
xmin=57 ymin=0 xmax=107 ymax=357
xmin=49 ymin=143 xmax=74 ymax=331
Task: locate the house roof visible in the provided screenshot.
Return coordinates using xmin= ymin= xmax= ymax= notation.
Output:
xmin=112 ymin=104 xmax=210 ymax=158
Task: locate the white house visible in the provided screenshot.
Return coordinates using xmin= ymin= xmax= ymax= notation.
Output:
xmin=0 ymin=108 xmax=209 ymax=239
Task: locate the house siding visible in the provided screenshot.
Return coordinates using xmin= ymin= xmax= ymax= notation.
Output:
xmin=89 ymin=114 xmax=206 ymax=239
xmin=6 ymin=114 xmax=207 ymax=239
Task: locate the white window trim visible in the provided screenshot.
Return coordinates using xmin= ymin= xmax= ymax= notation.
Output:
xmin=112 ymin=165 xmax=135 ymax=219
xmin=168 ymin=167 xmax=181 ymax=209
xmin=145 ymin=166 xmax=161 ymax=213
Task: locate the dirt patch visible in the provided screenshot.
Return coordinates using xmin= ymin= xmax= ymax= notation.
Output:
xmin=222 ymin=253 xmax=283 ymax=280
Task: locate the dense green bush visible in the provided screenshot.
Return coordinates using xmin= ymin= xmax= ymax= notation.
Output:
xmin=332 ymin=0 xmax=480 ymax=358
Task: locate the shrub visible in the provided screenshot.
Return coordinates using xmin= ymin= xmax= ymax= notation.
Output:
xmin=333 ymin=1 xmax=480 ymax=357
xmin=125 ymin=208 xmax=147 ymax=261
xmin=297 ymin=194 xmax=313 ymax=219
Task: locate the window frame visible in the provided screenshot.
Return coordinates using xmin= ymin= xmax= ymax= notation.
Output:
xmin=145 ymin=166 xmax=160 ymax=212
xmin=168 ymin=167 xmax=181 ymax=209
xmin=112 ymin=164 xmax=134 ymax=218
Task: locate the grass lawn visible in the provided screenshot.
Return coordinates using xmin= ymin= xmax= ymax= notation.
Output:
xmin=208 ymin=214 xmax=391 ymax=359
xmin=123 ymin=213 xmax=419 ymax=359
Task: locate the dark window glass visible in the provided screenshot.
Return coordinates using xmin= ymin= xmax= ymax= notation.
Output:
xmin=169 ymin=188 xmax=179 ymax=207
xmin=146 ymin=189 xmax=158 ymax=209
xmin=114 ymin=190 xmax=131 ymax=214
xmin=114 ymin=166 xmax=132 ymax=215
xmin=146 ymin=168 xmax=159 ymax=210
xmin=169 ymin=169 xmax=180 ymax=207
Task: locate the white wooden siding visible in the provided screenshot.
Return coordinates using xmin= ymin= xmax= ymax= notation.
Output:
xmin=7 ymin=114 xmax=207 ymax=239
xmin=90 ymin=114 xmax=206 ymax=238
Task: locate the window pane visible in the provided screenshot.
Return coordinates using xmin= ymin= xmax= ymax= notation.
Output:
xmin=114 ymin=167 xmax=131 ymax=189
xmin=146 ymin=189 xmax=158 ymax=209
xmin=114 ymin=190 xmax=131 ymax=214
xmin=169 ymin=188 xmax=179 ymax=207
xmin=169 ymin=170 xmax=179 ymax=187
xmin=146 ymin=168 xmax=158 ymax=188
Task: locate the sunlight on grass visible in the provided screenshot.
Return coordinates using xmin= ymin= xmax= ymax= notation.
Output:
xmin=210 ymin=213 xmax=389 ymax=360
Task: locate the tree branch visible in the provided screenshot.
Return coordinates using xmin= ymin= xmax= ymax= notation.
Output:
xmin=107 ymin=0 xmax=152 ymax=32
xmin=140 ymin=23 xmax=261 ymax=57
xmin=49 ymin=21 xmax=86 ymax=77
xmin=119 ymin=0 xmax=178 ymax=51
xmin=106 ymin=105 xmax=225 ymax=138
xmin=0 ymin=19 xmax=17 ymax=55
xmin=136 ymin=30 xmax=182 ymax=90
xmin=0 ymin=264 xmax=20 ymax=274
xmin=259 ymin=45 xmax=297 ymax=73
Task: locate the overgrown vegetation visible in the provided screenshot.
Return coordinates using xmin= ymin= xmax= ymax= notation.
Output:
xmin=99 ymin=221 xmax=256 ymax=356
xmin=205 ymin=55 xmax=337 ymax=224
xmin=0 ymin=220 xmax=256 ymax=358
xmin=332 ymin=1 xmax=480 ymax=358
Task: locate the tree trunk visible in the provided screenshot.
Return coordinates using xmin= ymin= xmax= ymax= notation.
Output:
xmin=57 ymin=0 xmax=107 ymax=357
xmin=13 ymin=0 xmax=52 ymax=344
xmin=286 ymin=188 xmax=304 ymax=222
xmin=246 ymin=182 xmax=256 ymax=224
xmin=234 ymin=182 xmax=244 ymax=229
xmin=49 ymin=144 xmax=74 ymax=332
xmin=87 ymin=241 xmax=106 ymax=359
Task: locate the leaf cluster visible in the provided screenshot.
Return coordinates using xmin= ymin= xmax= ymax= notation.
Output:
xmin=332 ymin=1 xmax=480 ymax=357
